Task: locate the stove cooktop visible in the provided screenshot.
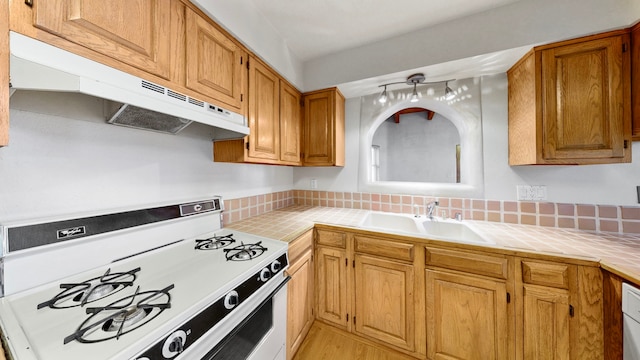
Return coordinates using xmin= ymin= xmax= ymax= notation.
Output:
xmin=0 ymin=230 xmax=288 ymax=360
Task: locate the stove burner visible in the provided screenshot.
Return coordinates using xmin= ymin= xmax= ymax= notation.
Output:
xmin=37 ymin=268 xmax=140 ymax=309
xmin=63 ymin=284 xmax=174 ymax=344
xmin=195 ymin=234 xmax=236 ymax=250
xmin=223 ymin=241 xmax=268 ymax=261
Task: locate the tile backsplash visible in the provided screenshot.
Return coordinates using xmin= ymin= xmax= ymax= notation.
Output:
xmin=223 ymin=190 xmax=640 ymax=235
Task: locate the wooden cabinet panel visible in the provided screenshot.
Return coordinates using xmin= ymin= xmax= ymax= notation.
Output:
xmin=1 ymin=0 xmax=8 ymax=147
xmin=316 ymin=229 xmax=347 ymax=248
xmin=353 ymin=255 xmax=414 ymax=351
xmin=425 ymin=247 xmax=509 ymax=279
xmin=247 ymin=58 xmax=280 ymax=161
xmin=523 ymin=285 xmax=571 ymax=360
xmin=280 ymin=82 xmax=302 ymax=164
xmin=541 ymin=36 xmax=628 ymax=160
xmin=353 ymin=235 xmax=414 ymax=262
xmin=426 ymin=269 xmax=509 ymax=360
xmin=185 ymin=8 xmax=245 ymax=111
xmin=302 ymin=88 xmax=345 ymax=166
xmin=522 ymin=260 xmax=570 ymax=289
xmin=316 ymin=246 xmax=348 ymax=330
xmin=508 ymin=30 xmax=631 ymax=165
xmin=632 ymin=22 xmax=640 ymax=140
xmin=33 ymin=0 xmax=172 ymax=80
xmin=286 ymin=247 xmax=314 ymax=360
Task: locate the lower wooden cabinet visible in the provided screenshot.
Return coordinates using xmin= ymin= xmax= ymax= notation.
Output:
xmin=523 ymin=284 xmax=571 ymax=359
xmin=425 ymin=248 xmax=511 ymax=360
xmin=315 ymin=245 xmax=349 ymax=330
xmin=306 ymin=226 xmax=605 ymax=360
xmin=314 ymin=227 xmax=423 ymax=357
xmin=353 ymin=254 xmax=415 ymax=351
xmin=286 ymin=230 xmax=315 ymax=360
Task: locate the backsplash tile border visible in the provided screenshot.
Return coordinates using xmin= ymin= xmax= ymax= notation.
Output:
xmin=221 ymin=190 xmax=640 ymax=235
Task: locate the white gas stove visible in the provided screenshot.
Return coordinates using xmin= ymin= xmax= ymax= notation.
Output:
xmin=0 ymin=197 xmax=289 ymax=360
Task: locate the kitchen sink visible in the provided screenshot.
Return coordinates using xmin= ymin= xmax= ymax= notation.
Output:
xmin=358 ymin=212 xmax=493 ymax=244
xmin=358 ymin=212 xmax=423 ymax=235
xmin=421 ymin=220 xmax=491 ymax=244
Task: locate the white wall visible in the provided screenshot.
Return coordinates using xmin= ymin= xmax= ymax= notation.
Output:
xmin=0 ymin=92 xmax=293 ymax=221
xmin=481 ymin=74 xmax=640 ymax=206
xmin=294 ymin=74 xmax=640 ymax=206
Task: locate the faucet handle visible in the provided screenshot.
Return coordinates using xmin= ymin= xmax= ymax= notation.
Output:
xmin=455 ymin=212 xmax=463 ymax=221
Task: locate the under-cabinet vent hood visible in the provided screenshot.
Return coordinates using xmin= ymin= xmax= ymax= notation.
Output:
xmin=8 ymin=32 xmax=249 ymax=137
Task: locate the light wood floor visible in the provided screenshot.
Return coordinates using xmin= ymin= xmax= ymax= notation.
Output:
xmin=292 ymin=322 xmax=417 ymax=360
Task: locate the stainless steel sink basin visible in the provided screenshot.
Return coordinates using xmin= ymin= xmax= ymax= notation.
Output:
xmin=357 ymin=212 xmax=493 ymax=244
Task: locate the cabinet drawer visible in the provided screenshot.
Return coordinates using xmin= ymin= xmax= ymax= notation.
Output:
xmin=288 ymin=230 xmax=313 ymax=264
xmin=425 ymin=247 xmax=508 ymax=279
xmin=521 ymin=260 xmax=570 ymax=289
xmin=354 ymin=235 xmax=414 ymax=262
xmin=315 ymin=229 xmax=346 ymax=248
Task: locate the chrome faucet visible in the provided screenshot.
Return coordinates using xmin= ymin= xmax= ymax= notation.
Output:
xmin=426 ymin=201 xmax=439 ymax=220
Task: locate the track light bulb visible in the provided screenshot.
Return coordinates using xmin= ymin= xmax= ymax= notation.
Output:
xmin=410 ymin=83 xmax=419 ymax=103
xmin=445 ymin=82 xmax=455 ymax=100
xmin=378 ymin=86 xmax=388 ymax=104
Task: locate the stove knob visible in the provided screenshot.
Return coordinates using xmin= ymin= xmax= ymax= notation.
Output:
xmin=162 ymin=330 xmax=187 ymax=358
xmin=224 ymin=290 xmax=239 ymax=310
xmin=271 ymin=260 xmax=282 ymax=273
xmin=260 ymin=267 xmax=272 ymax=282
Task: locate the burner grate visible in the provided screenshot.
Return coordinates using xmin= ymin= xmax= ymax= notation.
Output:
xmin=37 ymin=268 xmax=140 ymax=309
xmin=63 ymin=284 xmax=174 ymax=344
xmin=195 ymin=234 xmax=236 ymax=250
xmin=223 ymin=242 xmax=268 ymax=261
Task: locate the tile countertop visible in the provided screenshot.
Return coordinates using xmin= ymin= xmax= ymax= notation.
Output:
xmin=226 ymin=205 xmax=640 ymax=285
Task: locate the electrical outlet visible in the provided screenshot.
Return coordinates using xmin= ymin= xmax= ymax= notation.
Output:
xmin=310 ymin=179 xmax=318 ymax=189
xmin=517 ymin=185 xmax=547 ymax=201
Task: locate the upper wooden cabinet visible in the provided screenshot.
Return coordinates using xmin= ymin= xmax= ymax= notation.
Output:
xmin=508 ymin=30 xmax=632 ymax=165
xmin=32 ymin=0 xmax=172 ymax=80
xmin=303 ymin=88 xmax=345 ymax=166
xmin=632 ymin=22 xmax=640 ymax=140
xmin=213 ymin=57 xmax=302 ymax=165
xmin=247 ymin=58 xmax=280 ymax=162
xmin=185 ymin=7 xmax=246 ymax=111
xmin=280 ymin=82 xmax=303 ymax=164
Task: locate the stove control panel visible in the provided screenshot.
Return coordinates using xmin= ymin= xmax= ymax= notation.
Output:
xmin=132 ymin=253 xmax=288 ymax=360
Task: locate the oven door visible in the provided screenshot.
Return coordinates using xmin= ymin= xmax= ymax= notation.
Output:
xmin=173 ymin=274 xmax=288 ymax=360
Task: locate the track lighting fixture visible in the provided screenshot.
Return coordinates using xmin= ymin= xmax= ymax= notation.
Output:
xmin=376 ymin=73 xmax=456 ymax=103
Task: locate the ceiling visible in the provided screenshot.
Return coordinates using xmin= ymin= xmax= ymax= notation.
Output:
xmin=249 ymin=0 xmax=522 ymax=61
xmin=248 ymin=0 xmax=527 ymax=97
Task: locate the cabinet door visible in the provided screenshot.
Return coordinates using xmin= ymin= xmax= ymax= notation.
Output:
xmin=426 ymin=269 xmax=509 ymax=360
xmin=34 ymin=0 xmax=171 ymax=79
xmin=523 ymin=285 xmax=571 ymax=360
xmin=541 ymin=35 xmax=629 ymax=161
xmin=247 ymin=59 xmax=280 ymax=161
xmin=286 ymin=249 xmax=314 ymax=360
xmin=185 ymin=8 xmax=245 ymax=110
xmin=301 ymin=88 xmax=344 ymax=166
xmin=316 ymin=246 xmax=348 ymax=329
xmin=354 ymin=255 xmax=415 ymax=352
xmin=280 ymin=82 xmax=302 ymax=164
